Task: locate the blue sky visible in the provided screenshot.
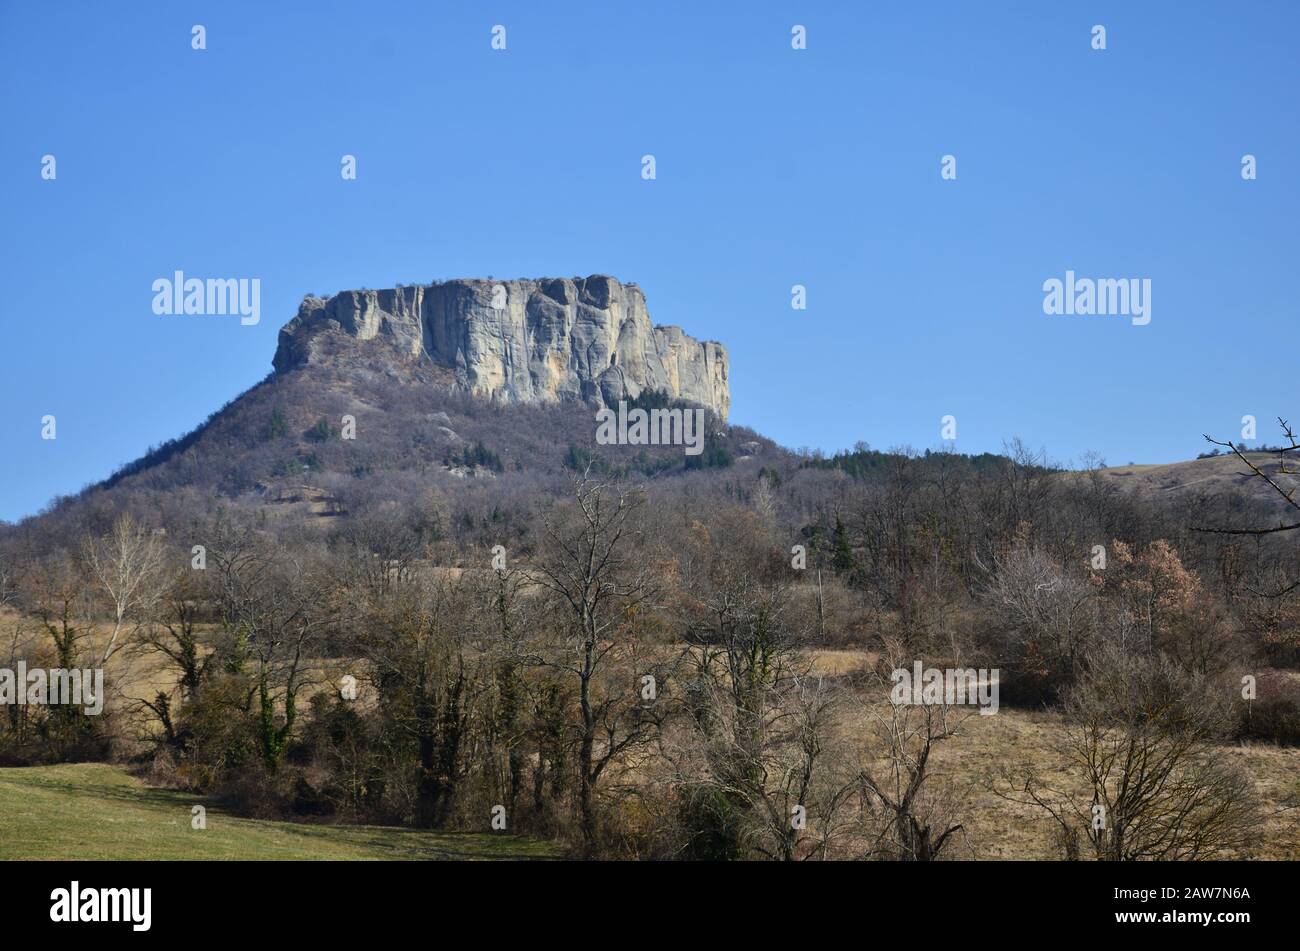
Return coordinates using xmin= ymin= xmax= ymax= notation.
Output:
xmin=1 ymin=1 xmax=1296 ymax=522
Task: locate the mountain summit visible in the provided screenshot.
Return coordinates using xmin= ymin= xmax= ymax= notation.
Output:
xmin=273 ymin=275 xmax=730 ymax=419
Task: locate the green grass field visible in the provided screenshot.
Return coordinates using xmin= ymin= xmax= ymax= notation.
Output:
xmin=0 ymin=764 xmax=560 ymax=860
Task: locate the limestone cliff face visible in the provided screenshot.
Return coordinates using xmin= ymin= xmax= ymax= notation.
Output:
xmin=273 ymin=276 xmax=730 ymax=419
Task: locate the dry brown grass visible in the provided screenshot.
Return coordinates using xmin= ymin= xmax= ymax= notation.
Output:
xmin=829 ymin=669 xmax=1300 ymax=860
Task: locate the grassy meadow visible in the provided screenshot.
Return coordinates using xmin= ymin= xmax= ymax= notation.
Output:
xmin=0 ymin=763 xmax=559 ymax=861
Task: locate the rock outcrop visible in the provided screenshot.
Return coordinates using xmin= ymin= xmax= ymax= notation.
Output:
xmin=273 ymin=276 xmax=730 ymax=419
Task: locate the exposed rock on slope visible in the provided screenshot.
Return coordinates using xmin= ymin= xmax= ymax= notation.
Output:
xmin=273 ymin=275 xmax=730 ymax=419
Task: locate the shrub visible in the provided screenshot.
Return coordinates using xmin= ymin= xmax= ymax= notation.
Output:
xmin=684 ymin=443 xmax=732 ymax=471
xmin=453 ymin=441 xmax=504 ymax=472
xmin=1237 ymin=671 xmax=1300 ymax=745
xmin=305 ymin=417 xmax=337 ymax=443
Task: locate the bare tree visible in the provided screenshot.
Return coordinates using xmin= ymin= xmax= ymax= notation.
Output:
xmin=359 ymin=571 xmax=482 ymax=827
xmin=471 ymin=564 xmax=535 ymax=819
xmin=82 ymin=513 xmax=164 ymax=666
xmin=209 ymin=525 xmax=336 ymax=772
xmin=21 ymin=551 xmax=103 ymax=750
xmin=673 ymin=508 xmax=855 ymax=859
xmin=996 ymin=642 xmax=1259 ymax=860
xmin=979 ymin=542 xmax=1098 ymax=702
xmin=856 ymin=639 xmax=972 ymax=860
xmin=685 ymin=667 xmax=852 ymax=859
xmin=333 ymin=506 xmax=423 ymax=598
xmin=135 ymin=567 xmax=215 ymax=748
xmin=526 ymin=472 xmax=663 ymax=853
xmin=1199 ymin=417 xmax=1300 ymax=536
